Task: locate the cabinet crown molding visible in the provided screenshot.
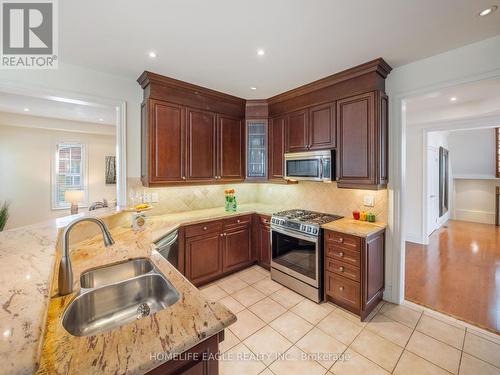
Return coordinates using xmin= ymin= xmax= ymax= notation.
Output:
xmin=267 ymin=58 xmax=392 ymax=105
xmin=137 ymin=70 xmax=246 ymax=106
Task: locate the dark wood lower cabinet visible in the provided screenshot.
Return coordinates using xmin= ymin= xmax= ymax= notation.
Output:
xmin=222 ymin=224 xmax=252 ymax=272
xmin=324 ymin=229 xmax=385 ymax=321
xmin=184 ymin=216 xmax=253 ymax=286
xmin=255 ymin=215 xmax=271 ymax=269
xmin=185 ymin=230 xmax=223 ymax=286
xmin=146 ymin=332 xmax=223 ymax=375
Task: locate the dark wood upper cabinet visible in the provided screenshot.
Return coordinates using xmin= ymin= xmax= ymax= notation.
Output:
xmin=286 ymin=109 xmax=309 ymax=152
xmin=138 ymin=71 xmax=245 ymax=187
xmin=336 ymin=91 xmax=387 ymax=189
xmin=142 ymin=99 xmax=185 ymax=184
xmin=186 ymin=108 xmax=217 ymax=181
xmin=218 ymin=115 xmax=245 ymax=181
xmin=139 ymin=60 xmax=391 ymax=189
xmin=269 ymin=115 xmax=286 ymax=179
xmin=309 ymin=102 xmax=336 ymax=150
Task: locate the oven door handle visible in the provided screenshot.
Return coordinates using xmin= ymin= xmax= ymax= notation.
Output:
xmin=319 ymin=158 xmax=324 ymax=180
xmin=270 ymin=226 xmax=319 ymax=243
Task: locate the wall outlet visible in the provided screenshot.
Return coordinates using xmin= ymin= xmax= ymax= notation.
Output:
xmin=151 ymin=192 xmax=159 ymax=203
xmin=363 ymin=195 xmax=375 ymax=207
xmin=142 ymin=192 xmax=151 ymax=203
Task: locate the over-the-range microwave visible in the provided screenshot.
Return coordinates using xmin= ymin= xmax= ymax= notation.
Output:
xmin=284 ymin=150 xmax=335 ymax=182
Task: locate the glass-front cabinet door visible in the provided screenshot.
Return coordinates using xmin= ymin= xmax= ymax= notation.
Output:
xmin=246 ymin=121 xmax=267 ymax=179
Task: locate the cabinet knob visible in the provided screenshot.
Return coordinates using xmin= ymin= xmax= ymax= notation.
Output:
xmin=203 ymin=226 xmax=207 ymax=230
xmin=337 ymin=237 xmax=344 ymax=243
xmin=339 ymin=252 xmax=344 ymax=257
xmin=339 ymin=286 xmax=344 ymax=291
xmin=182 ymin=176 xmax=186 ymax=180
xmin=220 ymin=233 xmax=223 ymax=237
xmin=237 ymin=219 xmax=241 ymax=223
xmin=339 ymin=266 xmax=344 ymax=272
xmin=224 ymin=233 xmax=227 ymax=236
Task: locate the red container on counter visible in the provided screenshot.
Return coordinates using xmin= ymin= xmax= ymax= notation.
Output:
xmin=352 ymin=210 xmax=360 ymax=220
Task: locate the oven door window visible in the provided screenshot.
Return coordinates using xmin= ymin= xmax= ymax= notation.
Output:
xmin=286 ymin=159 xmax=320 ymax=178
xmin=272 ymin=230 xmax=317 ymax=282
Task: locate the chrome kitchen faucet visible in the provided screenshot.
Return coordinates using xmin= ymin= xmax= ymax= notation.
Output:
xmin=58 ymin=217 xmax=114 ymax=295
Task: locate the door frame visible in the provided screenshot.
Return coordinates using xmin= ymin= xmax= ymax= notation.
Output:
xmin=425 ymin=145 xmax=439 ymax=239
xmin=387 ymin=69 xmax=500 ymax=304
xmin=0 ymin=80 xmax=127 ymax=207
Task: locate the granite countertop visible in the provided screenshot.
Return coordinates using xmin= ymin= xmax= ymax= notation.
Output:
xmin=321 ymin=217 xmax=387 ymax=237
xmin=0 ymin=203 xmax=282 ymax=375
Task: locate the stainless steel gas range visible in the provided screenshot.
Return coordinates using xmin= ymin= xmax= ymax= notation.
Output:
xmin=270 ymin=209 xmax=343 ymax=302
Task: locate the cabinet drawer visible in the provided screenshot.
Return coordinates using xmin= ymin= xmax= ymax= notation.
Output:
xmin=325 ymin=272 xmax=360 ymax=311
xmin=258 ymin=215 xmax=271 ymax=226
xmin=326 ymin=258 xmax=360 ymax=282
xmin=325 ymin=245 xmax=360 ymax=267
xmin=185 ymin=220 xmax=222 ymax=238
xmin=224 ymin=215 xmax=252 ymax=229
xmin=325 ymin=231 xmax=361 ymax=251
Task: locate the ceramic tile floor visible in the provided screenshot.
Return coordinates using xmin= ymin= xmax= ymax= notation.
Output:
xmin=200 ymin=265 xmax=500 ymax=375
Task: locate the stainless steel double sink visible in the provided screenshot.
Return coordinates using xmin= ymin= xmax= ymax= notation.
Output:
xmin=62 ymin=258 xmax=180 ymax=337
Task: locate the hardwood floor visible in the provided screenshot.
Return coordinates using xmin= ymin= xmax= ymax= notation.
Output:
xmin=405 ymin=220 xmax=500 ymax=333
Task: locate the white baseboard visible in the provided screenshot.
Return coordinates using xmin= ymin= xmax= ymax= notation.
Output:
xmin=405 ymin=233 xmax=426 ymax=244
xmin=454 ymin=209 xmax=495 ymax=224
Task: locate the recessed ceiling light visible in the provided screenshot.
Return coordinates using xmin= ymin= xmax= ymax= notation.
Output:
xmin=478 ymin=5 xmax=497 ymax=16
xmin=148 ymin=51 xmax=157 ymax=58
xmin=250 ymin=87 xmax=257 ymax=90
xmin=257 ymin=49 xmax=265 ymax=56
xmin=450 ymin=97 xmax=457 ymax=102
xmin=98 ymin=118 xmax=104 ymax=122
xmin=23 ymin=108 xmax=30 ymax=112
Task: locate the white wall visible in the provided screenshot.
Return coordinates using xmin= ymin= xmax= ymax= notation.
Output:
xmin=447 ymin=128 xmax=498 ymax=224
xmin=453 ymin=179 xmax=498 ymax=224
xmin=0 ymin=124 xmax=116 ymax=229
xmin=0 ymin=62 xmax=142 ymax=177
xmin=404 ymin=127 xmax=424 ymax=242
xmin=448 ymin=128 xmax=496 ymax=178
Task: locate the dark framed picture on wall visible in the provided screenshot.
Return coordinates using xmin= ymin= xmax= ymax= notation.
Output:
xmin=439 ymin=147 xmax=449 ymax=217
xmin=105 ymin=156 xmax=116 ymax=185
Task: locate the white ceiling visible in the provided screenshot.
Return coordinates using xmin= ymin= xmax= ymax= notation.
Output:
xmin=60 ymin=0 xmax=500 ymax=98
xmin=405 ymin=78 xmax=500 ymax=125
xmin=0 ymin=92 xmax=117 ymax=125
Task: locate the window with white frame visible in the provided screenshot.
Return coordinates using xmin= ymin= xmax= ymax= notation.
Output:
xmin=53 ymin=143 xmax=88 ymax=209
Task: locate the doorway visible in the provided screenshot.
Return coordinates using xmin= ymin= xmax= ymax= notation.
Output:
xmin=402 ymin=78 xmax=500 ymax=333
xmin=0 ymin=85 xmax=126 ymax=230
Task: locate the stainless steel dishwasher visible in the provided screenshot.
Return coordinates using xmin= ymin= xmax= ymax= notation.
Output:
xmin=155 ymin=230 xmax=179 ymax=270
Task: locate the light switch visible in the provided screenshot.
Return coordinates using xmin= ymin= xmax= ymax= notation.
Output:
xmin=151 ymin=192 xmax=159 ymax=203
xmin=363 ymin=195 xmax=375 ymax=207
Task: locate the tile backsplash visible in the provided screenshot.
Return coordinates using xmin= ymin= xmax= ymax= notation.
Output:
xmin=127 ymin=178 xmax=388 ymax=222
xmin=258 ymin=181 xmax=387 ymax=222
xmin=127 ymin=178 xmax=258 ymax=213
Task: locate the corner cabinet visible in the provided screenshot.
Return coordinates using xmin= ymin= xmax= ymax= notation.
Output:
xmin=336 ymin=91 xmax=388 ymax=189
